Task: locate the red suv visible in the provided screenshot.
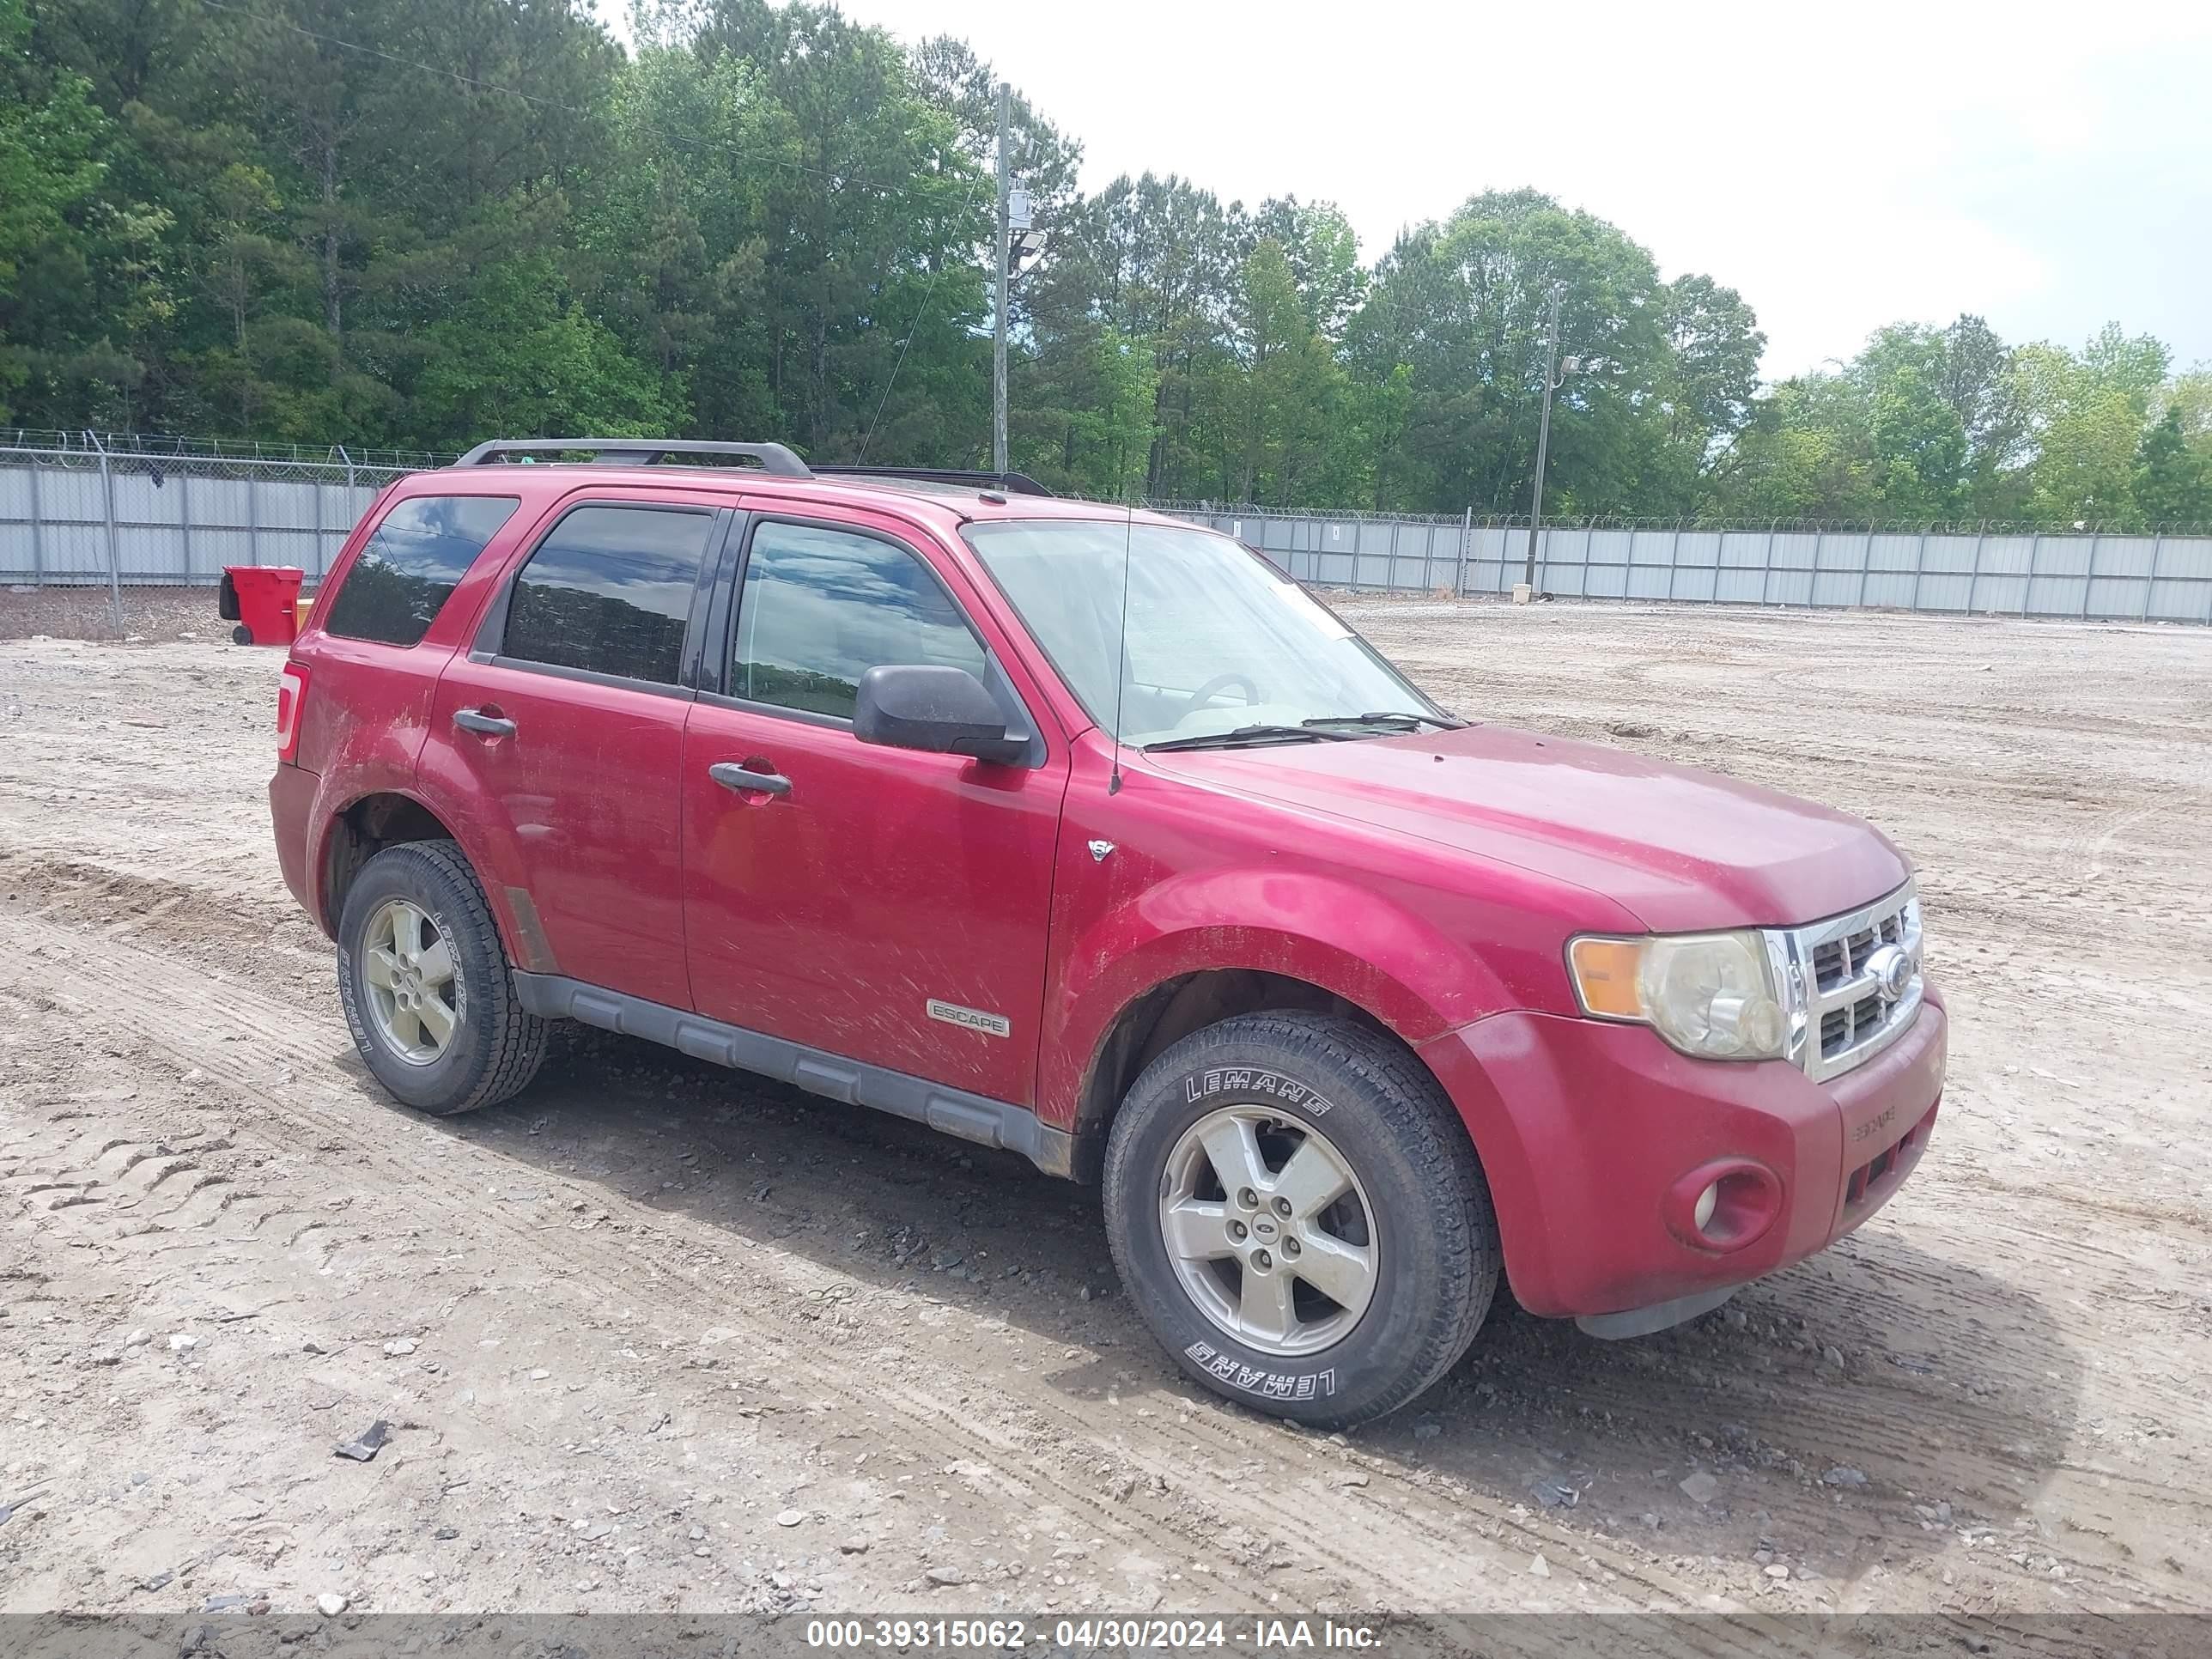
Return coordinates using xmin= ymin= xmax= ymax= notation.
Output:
xmin=268 ymin=438 xmax=1946 ymax=1425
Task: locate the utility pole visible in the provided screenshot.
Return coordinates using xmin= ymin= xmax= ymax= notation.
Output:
xmin=1522 ymin=285 xmax=1565 ymax=590
xmin=993 ymin=81 xmax=1011 ymax=479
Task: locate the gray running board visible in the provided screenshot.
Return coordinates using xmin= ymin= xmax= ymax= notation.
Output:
xmin=511 ymin=971 xmax=1074 ymax=1178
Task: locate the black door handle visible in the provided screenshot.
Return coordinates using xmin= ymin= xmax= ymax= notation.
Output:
xmin=709 ymin=761 xmax=792 ymax=798
xmin=454 ymin=708 xmax=517 ymax=738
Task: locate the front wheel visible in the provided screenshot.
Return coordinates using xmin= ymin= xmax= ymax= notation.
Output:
xmin=1103 ymin=1012 xmax=1500 ymax=1427
xmin=335 ymin=839 xmax=547 ymax=1115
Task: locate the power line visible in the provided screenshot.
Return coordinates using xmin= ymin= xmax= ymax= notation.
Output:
xmin=857 ymin=261 xmax=953 ymax=463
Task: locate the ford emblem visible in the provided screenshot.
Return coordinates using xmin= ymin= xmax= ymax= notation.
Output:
xmin=1864 ymin=944 xmax=1914 ymax=1003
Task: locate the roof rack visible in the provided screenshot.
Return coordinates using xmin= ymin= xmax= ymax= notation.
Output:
xmin=811 ymin=465 xmax=1055 ymax=498
xmin=454 ymin=438 xmax=811 ymax=476
xmin=449 ymin=441 xmax=1058 ymax=500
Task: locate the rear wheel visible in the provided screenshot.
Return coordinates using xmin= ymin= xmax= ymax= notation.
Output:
xmin=336 ymin=839 xmax=546 ymax=1115
xmin=1103 ymin=1012 xmax=1500 ymax=1427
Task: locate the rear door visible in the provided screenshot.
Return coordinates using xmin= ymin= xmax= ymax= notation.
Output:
xmin=679 ymin=509 xmax=1066 ymax=1106
xmin=292 ymin=489 xmax=527 ymax=790
xmin=420 ymin=495 xmax=726 ymax=1010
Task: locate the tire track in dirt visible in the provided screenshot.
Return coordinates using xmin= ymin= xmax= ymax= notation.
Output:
xmin=5 ymin=907 xmax=1782 ymax=1629
xmin=19 ymin=914 xmax=2185 ymax=1645
xmin=5 ymin=917 xmax=1327 ymax=1610
xmin=10 ymin=621 xmax=2209 ymax=1634
xmin=10 ymin=887 xmax=2194 ymax=1632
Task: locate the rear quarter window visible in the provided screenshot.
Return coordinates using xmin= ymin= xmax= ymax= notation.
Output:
xmin=325 ymin=495 xmax=521 ymax=647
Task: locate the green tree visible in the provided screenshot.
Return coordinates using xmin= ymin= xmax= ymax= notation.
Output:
xmin=578 ymin=38 xmax=778 ymax=439
xmin=5 ymin=0 xmax=2203 ymax=531
xmin=691 ymin=0 xmax=990 ymax=461
xmin=1716 ymin=374 xmax=1879 ymax=520
xmin=1252 ymin=197 xmax=1365 ymax=336
xmin=1343 ymin=189 xmax=1753 ymax=517
xmin=2014 ymin=329 xmax=2169 ymax=525
xmin=1212 ymin=237 xmax=1343 ymax=505
xmin=2133 ymin=408 xmax=2212 ymax=524
xmin=411 ymin=256 xmax=677 ymax=445
xmin=1871 ymin=364 xmax=1967 ymax=519
xmin=0 ymin=0 xmax=125 ymax=417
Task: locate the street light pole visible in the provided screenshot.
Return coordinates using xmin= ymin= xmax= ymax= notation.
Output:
xmin=992 ymin=81 xmax=1011 ymax=479
xmin=1521 ymin=285 xmax=1565 ymax=590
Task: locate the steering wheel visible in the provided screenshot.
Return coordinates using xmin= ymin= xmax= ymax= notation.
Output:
xmin=1182 ymin=672 xmax=1261 ymax=719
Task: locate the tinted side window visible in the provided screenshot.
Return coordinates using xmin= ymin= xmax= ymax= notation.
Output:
xmin=501 ymin=506 xmax=714 ymax=686
xmin=326 ymin=495 xmax=519 ymax=646
xmin=732 ymin=522 xmax=988 ymax=720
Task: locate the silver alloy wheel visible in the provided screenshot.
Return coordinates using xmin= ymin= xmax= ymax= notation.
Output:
xmin=1158 ymin=1105 xmax=1379 ymax=1358
xmin=362 ymin=897 xmax=459 ymax=1066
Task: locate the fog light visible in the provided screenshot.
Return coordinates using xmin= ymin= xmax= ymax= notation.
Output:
xmin=1667 ymin=1160 xmax=1783 ymax=1253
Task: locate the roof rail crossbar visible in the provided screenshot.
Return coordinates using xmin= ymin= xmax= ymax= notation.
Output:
xmin=455 ymin=438 xmax=812 ymax=477
xmin=811 ymin=465 xmax=1055 ymax=497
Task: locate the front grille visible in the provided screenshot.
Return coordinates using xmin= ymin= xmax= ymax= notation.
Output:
xmin=1788 ymin=881 xmax=1923 ymax=1082
xmin=1811 ymin=906 xmax=1911 ymax=994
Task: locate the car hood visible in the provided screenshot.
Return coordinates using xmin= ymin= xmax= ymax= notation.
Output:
xmin=1146 ymin=723 xmax=1910 ymax=933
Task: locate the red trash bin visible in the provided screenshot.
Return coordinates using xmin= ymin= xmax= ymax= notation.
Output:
xmin=219 ymin=566 xmax=304 ymax=647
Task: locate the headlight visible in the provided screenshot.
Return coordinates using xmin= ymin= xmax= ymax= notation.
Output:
xmin=1567 ymin=930 xmax=1790 ymax=1061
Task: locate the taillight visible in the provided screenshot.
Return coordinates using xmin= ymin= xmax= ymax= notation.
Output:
xmin=276 ymin=661 xmax=310 ymax=763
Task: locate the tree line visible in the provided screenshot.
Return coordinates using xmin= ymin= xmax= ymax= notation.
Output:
xmin=5 ymin=0 xmax=2208 ymax=526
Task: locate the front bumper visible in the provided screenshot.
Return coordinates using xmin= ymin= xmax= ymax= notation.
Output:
xmin=1418 ymin=988 xmax=1946 ymax=1321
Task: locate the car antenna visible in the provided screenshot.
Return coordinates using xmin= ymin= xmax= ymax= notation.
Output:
xmin=1108 ymin=498 xmax=1135 ymax=795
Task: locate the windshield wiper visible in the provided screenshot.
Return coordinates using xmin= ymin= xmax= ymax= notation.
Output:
xmin=1145 ymin=724 xmax=1362 ymax=753
xmin=1301 ymin=710 xmax=1464 ymax=732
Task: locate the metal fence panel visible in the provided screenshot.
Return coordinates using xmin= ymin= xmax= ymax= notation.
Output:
xmin=1670 ymin=532 xmax=1720 ymax=602
xmin=1969 ymin=535 xmax=2030 ymax=616
xmin=1625 ymin=531 xmax=1673 ymax=601
xmin=8 ymin=442 xmax=2211 ymax=627
xmin=0 ymin=446 xmax=409 ymax=589
xmin=2149 ymin=537 xmax=2212 ymax=622
xmin=1765 ymin=534 xmax=1816 ymax=606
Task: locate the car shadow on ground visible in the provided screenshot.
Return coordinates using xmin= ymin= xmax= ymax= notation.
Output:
xmin=388 ymin=1024 xmax=2080 ymax=1592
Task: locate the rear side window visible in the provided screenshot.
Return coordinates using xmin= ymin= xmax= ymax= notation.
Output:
xmin=326 ymin=495 xmax=520 ymax=646
xmin=732 ymin=520 xmax=987 ymax=720
xmin=501 ymin=504 xmax=714 ymax=686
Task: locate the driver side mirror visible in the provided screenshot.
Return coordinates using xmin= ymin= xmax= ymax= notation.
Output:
xmin=854 ymin=664 xmax=1028 ymax=766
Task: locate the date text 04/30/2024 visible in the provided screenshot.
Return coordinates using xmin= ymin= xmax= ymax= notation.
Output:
xmin=804 ymin=1617 xmax=1388 ymax=1651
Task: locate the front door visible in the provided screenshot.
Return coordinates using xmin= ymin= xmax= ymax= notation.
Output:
xmin=422 ymin=498 xmax=723 ymax=1011
xmin=680 ymin=512 xmax=1065 ymax=1107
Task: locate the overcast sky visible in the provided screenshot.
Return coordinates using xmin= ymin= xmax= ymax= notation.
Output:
xmin=610 ymin=0 xmax=2210 ymax=380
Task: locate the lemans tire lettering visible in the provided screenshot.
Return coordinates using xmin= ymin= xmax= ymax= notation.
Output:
xmin=1183 ymin=1340 xmax=1336 ymax=1401
xmin=1182 ymin=1067 xmax=1331 ymax=1115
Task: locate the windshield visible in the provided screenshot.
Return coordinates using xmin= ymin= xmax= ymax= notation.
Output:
xmin=963 ymin=520 xmax=1449 ymax=748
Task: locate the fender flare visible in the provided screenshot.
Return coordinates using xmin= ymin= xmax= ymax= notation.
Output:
xmin=310 ymin=781 xmax=528 ymax=962
xmin=1040 ymin=866 xmax=1518 ymax=1133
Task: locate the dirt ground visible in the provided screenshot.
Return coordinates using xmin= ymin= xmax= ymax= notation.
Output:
xmin=1 ymin=597 xmax=2208 ymax=1642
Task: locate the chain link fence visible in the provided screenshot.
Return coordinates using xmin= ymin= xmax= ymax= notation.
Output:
xmin=0 ymin=434 xmax=430 ymax=603
xmin=8 ymin=434 xmax=2210 ymax=627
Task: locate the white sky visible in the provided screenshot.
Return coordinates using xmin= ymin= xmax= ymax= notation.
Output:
xmin=603 ymin=0 xmax=2211 ymax=380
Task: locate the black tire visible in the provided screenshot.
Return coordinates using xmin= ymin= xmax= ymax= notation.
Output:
xmin=335 ymin=838 xmax=548 ymax=1115
xmin=1103 ymin=1012 xmax=1499 ymax=1428
xmin=231 ymin=623 xmax=253 ymax=645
